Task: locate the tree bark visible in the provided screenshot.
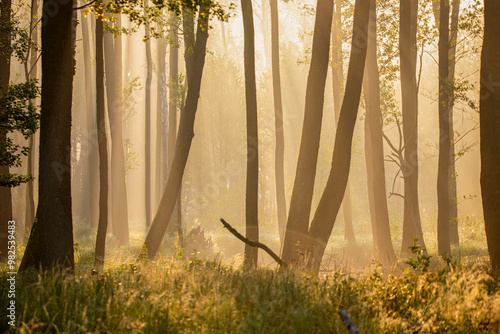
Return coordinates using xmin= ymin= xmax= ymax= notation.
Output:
xmin=399 ymin=0 xmax=426 ymax=253
xmin=0 ymin=0 xmax=12 ymax=262
xmin=139 ymin=10 xmax=209 ymax=260
xmin=94 ymin=13 xmax=109 ymax=267
xmin=241 ymin=0 xmax=259 ymax=268
xmin=281 ymin=0 xmax=333 ymax=265
xmin=305 ymin=0 xmax=370 ymax=272
xmin=331 ymin=0 xmax=355 ymax=243
xmin=363 ymin=0 xmax=395 ymax=263
xmin=104 ymin=16 xmax=129 ymax=245
xmin=437 ymin=0 xmax=451 ymax=255
xmin=144 ymin=2 xmax=153 ymax=227
xmin=20 ymin=0 xmax=75 ymax=271
xmin=480 ymin=0 xmax=500 ymax=271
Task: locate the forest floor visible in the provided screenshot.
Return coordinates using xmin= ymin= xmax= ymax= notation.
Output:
xmin=1 ymin=214 xmax=499 ymax=333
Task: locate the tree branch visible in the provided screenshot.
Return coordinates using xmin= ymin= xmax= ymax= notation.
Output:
xmin=220 ymin=218 xmax=287 ymax=269
xmin=339 ymin=307 xmax=359 ymax=334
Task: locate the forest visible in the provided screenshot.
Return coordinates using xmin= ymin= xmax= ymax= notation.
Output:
xmin=1 ymin=0 xmax=500 ymax=332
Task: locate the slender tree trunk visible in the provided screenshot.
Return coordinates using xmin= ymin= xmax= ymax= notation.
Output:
xmin=306 ymin=0 xmax=370 ymax=272
xmin=220 ymin=21 xmax=228 ymax=54
xmin=437 ymin=0 xmax=451 ymax=255
xmin=448 ymin=0 xmax=460 ymax=245
xmin=241 ymin=0 xmax=259 ymax=268
xmin=20 ymin=0 xmax=75 ymax=271
xmin=25 ymin=0 xmax=38 ymax=232
xmin=331 ymin=0 xmax=355 ymax=243
xmin=399 ymin=0 xmax=426 ymax=253
xmin=281 ymin=0 xmax=333 ymax=265
xmin=269 ymin=0 xmax=287 ymax=247
xmin=0 ymin=0 xmax=12 ymax=261
xmin=139 ymin=10 xmax=209 ymax=260
xmin=94 ymin=13 xmax=109 ymax=267
xmin=156 ymin=29 xmax=167 ymax=208
xmin=480 ymin=0 xmax=500 ymax=271
xmin=362 ymin=0 xmax=395 ymax=263
xmin=144 ymin=3 xmax=152 ymax=228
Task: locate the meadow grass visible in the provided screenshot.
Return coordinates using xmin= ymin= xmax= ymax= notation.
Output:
xmin=1 ymin=215 xmax=499 ymax=333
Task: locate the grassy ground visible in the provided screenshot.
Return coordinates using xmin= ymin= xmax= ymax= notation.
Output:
xmin=1 ymin=215 xmax=499 ymax=333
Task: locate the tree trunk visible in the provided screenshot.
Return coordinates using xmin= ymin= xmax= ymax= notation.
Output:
xmin=306 ymin=0 xmax=370 ymax=272
xmin=448 ymin=0 xmax=460 ymax=246
xmin=331 ymin=0 xmax=355 ymax=243
xmin=139 ymin=10 xmax=209 ymax=260
xmin=281 ymin=0 xmax=333 ymax=265
xmin=241 ymin=0 xmax=259 ymax=268
xmin=104 ymin=16 xmax=129 ymax=245
xmin=156 ymin=28 xmax=167 ymax=208
xmin=19 ymin=0 xmax=75 ymax=271
xmin=399 ymin=0 xmax=426 ymax=253
xmin=144 ymin=3 xmax=153 ymax=228
xmin=480 ymin=0 xmax=500 ymax=271
xmin=0 ymin=0 xmax=12 ymax=262
xmin=94 ymin=13 xmax=109 ymax=267
xmin=270 ymin=0 xmax=287 ymax=249
xmin=437 ymin=0 xmax=451 ymax=256
xmin=363 ymin=0 xmax=395 ymax=263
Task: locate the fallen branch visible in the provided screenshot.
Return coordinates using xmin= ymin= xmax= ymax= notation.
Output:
xmin=220 ymin=218 xmax=287 ymax=269
xmin=339 ymin=307 xmax=359 ymax=334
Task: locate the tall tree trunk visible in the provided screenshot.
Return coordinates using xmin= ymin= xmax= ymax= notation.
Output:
xmin=363 ymin=0 xmax=395 ymax=263
xmin=25 ymin=0 xmax=38 ymax=232
xmin=104 ymin=16 xmax=129 ymax=244
xmin=241 ymin=0 xmax=259 ymax=268
xmin=156 ymin=29 xmax=167 ymax=208
xmin=0 ymin=0 xmax=12 ymax=262
xmin=139 ymin=10 xmax=209 ymax=260
xmin=144 ymin=4 xmax=152 ymax=228
xmin=94 ymin=13 xmax=109 ymax=267
xmin=437 ymin=0 xmax=451 ymax=255
xmin=331 ymin=0 xmax=355 ymax=243
xmin=281 ymin=0 xmax=333 ymax=265
xmin=448 ymin=0 xmax=460 ymax=246
xmin=81 ymin=14 xmax=99 ymax=229
xmin=399 ymin=0 xmax=426 ymax=253
xmin=481 ymin=0 xmax=500 ymax=271
xmin=19 ymin=0 xmax=75 ymax=271
xmin=270 ymin=0 xmax=286 ymax=247
xmin=306 ymin=0 xmax=370 ymax=272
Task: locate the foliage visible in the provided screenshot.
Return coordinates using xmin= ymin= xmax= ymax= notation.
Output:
xmin=0 ymin=79 xmax=40 ymax=187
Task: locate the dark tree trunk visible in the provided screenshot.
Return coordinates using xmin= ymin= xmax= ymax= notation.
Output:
xmin=437 ymin=0 xmax=451 ymax=256
xmin=480 ymin=0 xmax=500 ymax=271
xmin=363 ymin=0 xmax=395 ymax=263
xmin=139 ymin=10 xmax=209 ymax=260
xmin=144 ymin=3 xmax=153 ymax=228
xmin=241 ymin=0 xmax=259 ymax=268
xmin=94 ymin=13 xmax=109 ymax=267
xmin=104 ymin=16 xmax=129 ymax=245
xmin=270 ymin=0 xmax=287 ymax=248
xmin=0 ymin=0 xmax=12 ymax=262
xmin=281 ymin=0 xmax=333 ymax=265
xmin=19 ymin=0 xmax=75 ymax=271
xmin=399 ymin=0 xmax=426 ymax=253
xmin=305 ymin=0 xmax=370 ymax=272
xmin=331 ymin=0 xmax=355 ymax=243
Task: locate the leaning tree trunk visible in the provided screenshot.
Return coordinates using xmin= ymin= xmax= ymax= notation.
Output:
xmin=305 ymin=0 xmax=370 ymax=272
xmin=437 ymin=0 xmax=451 ymax=255
xmin=104 ymin=16 xmax=129 ymax=245
xmin=19 ymin=0 xmax=75 ymax=271
xmin=281 ymin=0 xmax=333 ymax=265
xmin=363 ymin=0 xmax=395 ymax=263
xmin=94 ymin=12 xmax=109 ymax=267
xmin=270 ymin=0 xmax=287 ymax=248
xmin=0 ymin=0 xmax=12 ymax=262
xmin=241 ymin=0 xmax=259 ymax=268
xmin=331 ymin=0 xmax=355 ymax=243
xmin=138 ymin=10 xmax=209 ymax=260
xmin=480 ymin=0 xmax=500 ymax=271
xmin=399 ymin=0 xmax=426 ymax=253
